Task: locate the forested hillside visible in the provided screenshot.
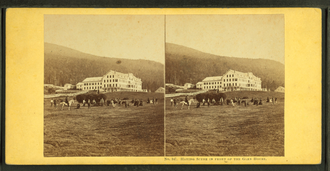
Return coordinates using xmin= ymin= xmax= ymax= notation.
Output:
xmin=165 ymin=43 xmax=284 ymax=91
xmin=44 ymin=43 xmax=164 ymax=92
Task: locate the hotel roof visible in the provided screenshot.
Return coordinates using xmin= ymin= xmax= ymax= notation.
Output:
xmin=202 ymin=76 xmax=223 ymax=82
xmin=82 ymin=77 xmax=103 ymax=82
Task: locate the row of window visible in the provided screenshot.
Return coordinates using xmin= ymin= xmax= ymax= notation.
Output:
xmin=226 ymin=74 xmax=235 ymax=77
xmin=204 ymin=85 xmax=222 ymax=89
xmin=83 ymin=86 xmax=102 ymax=90
xmin=204 ymin=82 xmax=222 ymax=85
xmin=104 ymin=84 xmax=118 ymax=88
xmin=84 ymin=82 xmax=101 ymax=86
xmin=104 ymin=79 xmax=118 ymax=83
xmin=224 ymin=78 xmax=238 ymax=82
xmin=106 ymin=75 xmax=115 ymax=78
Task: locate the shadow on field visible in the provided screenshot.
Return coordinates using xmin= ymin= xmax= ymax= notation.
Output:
xmin=165 ymin=91 xmax=284 ymax=156
xmin=44 ymin=92 xmax=164 ymax=157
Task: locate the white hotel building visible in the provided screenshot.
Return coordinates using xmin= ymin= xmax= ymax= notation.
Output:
xmin=81 ymin=70 xmax=142 ymax=92
xmin=200 ymin=69 xmax=262 ymax=91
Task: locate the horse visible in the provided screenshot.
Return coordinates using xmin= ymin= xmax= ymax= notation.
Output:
xmin=180 ymin=99 xmax=195 ymax=110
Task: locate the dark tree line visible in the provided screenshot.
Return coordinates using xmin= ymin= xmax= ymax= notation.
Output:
xmin=165 ymin=43 xmax=284 ymax=90
xmin=44 ymin=54 xmax=164 ymax=92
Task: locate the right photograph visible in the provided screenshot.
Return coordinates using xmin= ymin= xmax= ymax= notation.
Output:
xmin=165 ymin=15 xmax=285 ymax=156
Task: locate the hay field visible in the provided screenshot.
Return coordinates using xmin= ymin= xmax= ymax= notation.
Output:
xmin=165 ymin=91 xmax=284 ymax=156
xmin=44 ymin=92 xmax=164 ymax=157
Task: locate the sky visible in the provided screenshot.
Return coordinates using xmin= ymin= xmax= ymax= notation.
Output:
xmin=166 ymin=15 xmax=285 ymax=64
xmin=45 ymin=15 xmax=284 ymax=65
xmin=44 ymin=15 xmax=165 ymax=64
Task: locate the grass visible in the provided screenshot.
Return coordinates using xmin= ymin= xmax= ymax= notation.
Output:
xmin=165 ymin=91 xmax=284 ymax=156
xmin=44 ymin=92 xmax=164 ymax=157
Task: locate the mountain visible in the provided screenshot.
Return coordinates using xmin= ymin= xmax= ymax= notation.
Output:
xmin=165 ymin=43 xmax=284 ymax=90
xmin=44 ymin=43 xmax=164 ymax=91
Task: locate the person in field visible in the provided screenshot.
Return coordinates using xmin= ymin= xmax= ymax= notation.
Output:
xmin=170 ymin=98 xmax=173 ymax=106
xmin=220 ymin=97 xmax=223 ymax=105
xmin=212 ymin=98 xmax=216 ymax=105
xmin=272 ymin=97 xmax=275 ymax=104
xmin=207 ymin=98 xmax=210 ymax=107
xmin=237 ymin=98 xmax=241 ymax=105
xmin=100 ymin=98 xmax=104 ymax=106
xmin=202 ymin=99 xmax=205 ymax=106
xmin=87 ymin=99 xmax=91 ymax=109
xmin=68 ymin=99 xmax=75 ymax=110
xmin=231 ymin=99 xmax=235 ymax=106
xmin=53 ymin=99 xmax=57 ymax=108
xmin=136 ymin=99 xmax=139 ymax=107
xmin=65 ymin=96 xmax=69 ymax=105
xmin=269 ymin=97 xmax=272 ymax=103
xmin=92 ymin=99 xmax=96 ymax=106
xmin=111 ymin=99 xmax=116 ymax=108
xmin=50 ymin=99 xmax=54 ymax=107
xmin=173 ymin=98 xmax=177 ymax=107
xmin=255 ymin=98 xmax=259 ymax=106
xmin=259 ymin=99 xmax=263 ymax=105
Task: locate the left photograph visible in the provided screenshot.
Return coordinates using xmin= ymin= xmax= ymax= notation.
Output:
xmin=43 ymin=15 xmax=165 ymax=156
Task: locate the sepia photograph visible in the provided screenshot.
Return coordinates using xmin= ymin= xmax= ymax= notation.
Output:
xmin=4 ymin=8 xmax=322 ymax=165
xmin=165 ymin=15 xmax=285 ymax=156
xmin=43 ymin=15 xmax=165 ymax=156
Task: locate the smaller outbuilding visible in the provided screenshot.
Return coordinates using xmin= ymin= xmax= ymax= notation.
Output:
xmin=155 ymin=87 xmax=165 ymax=93
xmin=184 ymin=83 xmax=195 ymax=89
xmin=64 ymin=83 xmax=74 ymax=90
xmin=275 ymin=86 xmax=285 ymax=93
